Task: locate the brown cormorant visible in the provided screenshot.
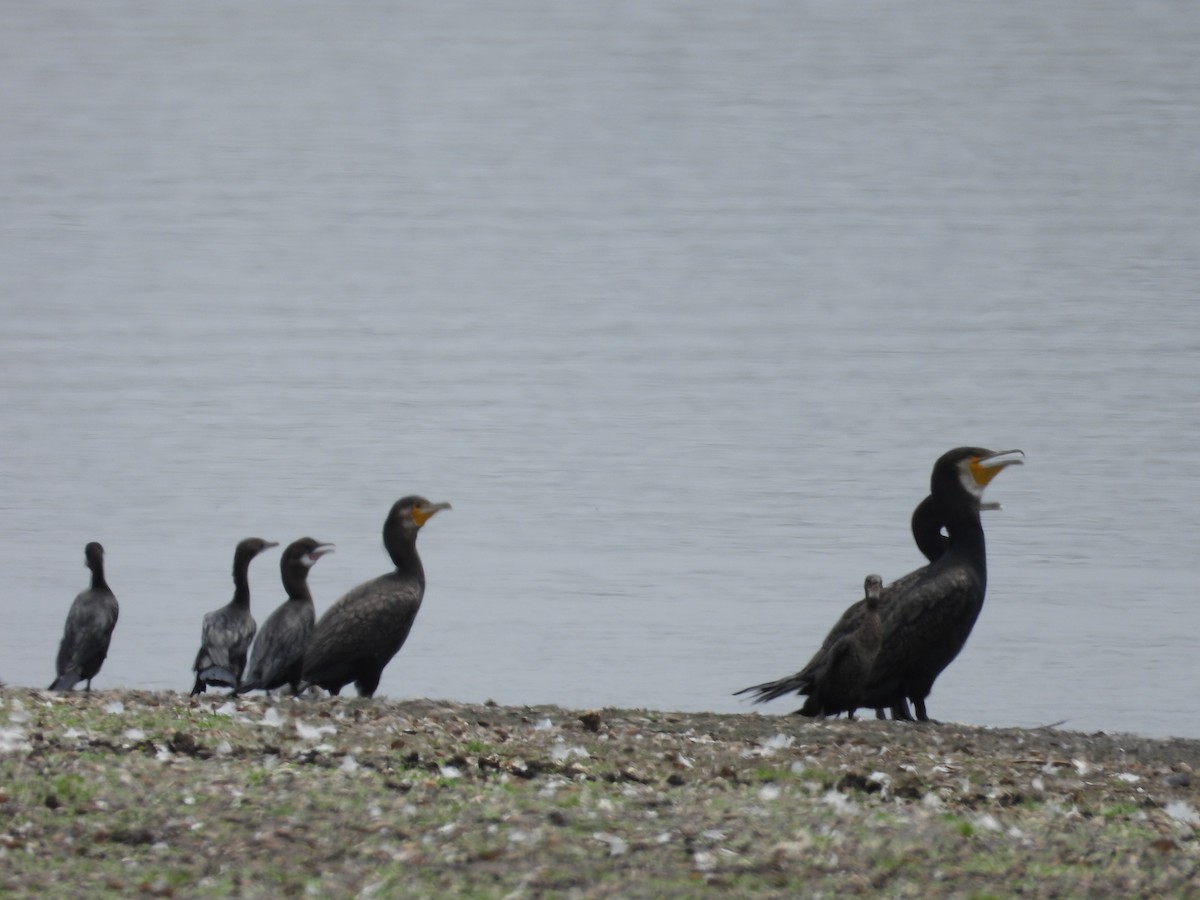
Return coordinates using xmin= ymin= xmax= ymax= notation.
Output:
xmin=50 ymin=542 xmax=119 ymax=692
xmin=738 ymin=447 xmax=1022 ymax=722
xmin=792 ymin=574 xmax=884 ymax=719
xmin=300 ymin=496 xmax=450 ymax=698
xmin=239 ymin=538 xmax=334 ymax=696
xmin=190 ymin=537 xmax=278 ymax=696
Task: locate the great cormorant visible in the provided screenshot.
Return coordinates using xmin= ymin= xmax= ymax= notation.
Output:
xmin=736 ymin=492 xmax=948 ymax=714
xmin=738 ymin=447 xmax=1022 ymax=722
xmin=300 ymin=496 xmax=449 ymax=698
xmin=239 ymin=537 xmax=334 ymax=696
xmin=190 ymin=537 xmax=278 ymax=695
xmin=862 ymin=447 xmax=1023 ymax=720
xmin=50 ymin=542 xmax=119 ymax=692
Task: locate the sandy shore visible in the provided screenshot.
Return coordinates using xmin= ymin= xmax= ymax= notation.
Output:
xmin=1 ymin=687 xmax=1198 ymax=897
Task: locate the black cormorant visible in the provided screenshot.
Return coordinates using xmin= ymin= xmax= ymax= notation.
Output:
xmin=861 ymin=447 xmax=1023 ymax=720
xmin=300 ymin=496 xmax=450 ymax=698
xmin=738 ymin=447 xmax=1022 ymax=722
xmin=50 ymin=542 xmax=119 ymax=692
xmin=736 ymin=492 xmax=948 ymax=714
xmin=239 ymin=537 xmax=334 ymax=696
xmin=190 ymin=537 xmax=278 ymax=696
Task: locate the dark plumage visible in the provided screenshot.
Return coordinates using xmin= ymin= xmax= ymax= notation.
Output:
xmin=909 ymin=490 xmax=1001 ymax=565
xmin=239 ymin=538 xmax=334 ymax=696
xmin=300 ymin=496 xmax=450 ymax=698
xmin=860 ymin=447 xmax=1023 ymax=721
xmin=190 ymin=537 xmax=278 ymax=696
xmin=910 ymin=493 xmax=948 ymax=566
xmin=735 ymin=494 xmax=948 ymax=712
xmin=50 ymin=542 xmax=119 ymax=692
xmin=738 ymin=447 xmax=1023 ymax=722
xmin=792 ymin=574 xmax=884 ymax=719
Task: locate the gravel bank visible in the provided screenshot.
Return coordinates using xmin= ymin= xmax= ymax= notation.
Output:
xmin=1 ymin=688 xmax=1198 ymax=897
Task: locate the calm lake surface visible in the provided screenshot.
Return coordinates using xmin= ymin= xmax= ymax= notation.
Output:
xmin=2 ymin=2 xmax=1198 ymax=738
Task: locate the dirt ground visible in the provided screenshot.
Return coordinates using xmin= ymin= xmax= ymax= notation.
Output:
xmin=2 ymin=687 xmax=1198 ymax=897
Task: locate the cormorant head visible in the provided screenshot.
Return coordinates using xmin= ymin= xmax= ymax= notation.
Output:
xmin=84 ymin=542 xmax=104 ymax=570
xmin=233 ymin=537 xmax=279 ymax=576
xmin=387 ymin=496 xmax=452 ymax=535
xmin=933 ymin=447 xmax=1024 ymax=509
xmin=281 ymin=537 xmax=335 ymax=575
xmin=863 ymin=573 xmax=883 ymax=607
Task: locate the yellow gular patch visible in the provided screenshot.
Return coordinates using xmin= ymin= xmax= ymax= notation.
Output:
xmin=411 ymin=502 xmax=450 ymax=526
xmin=970 ymin=456 xmax=1006 ymax=487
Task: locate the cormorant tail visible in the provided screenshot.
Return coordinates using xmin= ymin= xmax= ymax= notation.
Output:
xmin=49 ymin=673 xmax=80 ymax=692
xmin=196 ymin=665 xmax=239 ymax=688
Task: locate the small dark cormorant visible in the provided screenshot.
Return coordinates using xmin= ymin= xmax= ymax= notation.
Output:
xmin=239 ymin=538 xmax=334 ymax=696
xmin=792 ymin=574 xmax=884 ymax=719
xmin=50 ymin=542 xmax=119 ymax=692
xmin=300 ymin=496 xmax=450 ymax=698
xmin=190 ymin=537 xmax=278 ymax=696
xmin=738 ymin=447 xmax=1022 ymax=722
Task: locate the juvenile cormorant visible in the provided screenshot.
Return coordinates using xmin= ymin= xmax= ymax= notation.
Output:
xmin=300 ymin=496 xmax=450 ymax=698
xmin=190 ymin=537 xmax=278 ymax=696
xmin=738 ymin=447 xmax=1022 ymax=722
xmin=50 ymin=542 xmax=119 ymax=692
xmin=239 ymin=538 xmax=334 ymax=696
xmin=792 ymin=574 xmax=884 ymax=719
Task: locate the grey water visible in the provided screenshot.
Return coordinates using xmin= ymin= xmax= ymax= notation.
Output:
xmin=2 ymin=1 xmax=1198 ymax=739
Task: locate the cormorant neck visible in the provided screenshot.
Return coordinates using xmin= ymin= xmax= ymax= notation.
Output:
xmin=282 ymin=567 xmax=313 ymax=602
xmin=232 ymin=556 xmax=253 ymax=606
xmin=90 ymin=561 xmax=110 ymax=594
xmin=943 ymin=500 xmax=987 ymax=578
xmin=911 ymin=495 xmax=949 ymax=564
xmin=385 ymin=532 xmax=425 ymax=582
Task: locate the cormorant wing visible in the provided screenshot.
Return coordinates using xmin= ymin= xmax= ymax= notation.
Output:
xmin=197 ymin=607 xmax=228 ymax=669
xmin=814 ymin=598 xmax=867 ymax=652
xmin=302 ymin=574 xmax=423 ymax=686
xmin=881 ymin=562 xmax=933 ymax=601
xmin=56 ymin=591 xmax=118 ymax=675
xmin=244 ymin=601 xmax=312 ymax=688
xmin=736 ymin=591 xmax=866 ymax=702
xmin=864 ymin=566 xmax=981 ymax=704
xmin=199 ymin=605 xmax=256 ymax=673
xmin=820 ymin=634 xmax=854 ymax=682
